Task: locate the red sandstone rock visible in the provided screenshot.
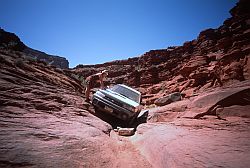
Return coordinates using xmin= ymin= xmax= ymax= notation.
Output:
xmin=72 ymin=0 xmax=249 ymax=98
xmin=0 ymin=50 xmax=152 ymax=167
xmin=137 ymin=80 xmax=250 ymax=167
xmin=1 ymin=0 xmax=250 ymax=167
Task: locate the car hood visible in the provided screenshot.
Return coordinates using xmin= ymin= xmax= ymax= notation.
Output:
xmin=100 ymin=89 xmax=140 ymax=107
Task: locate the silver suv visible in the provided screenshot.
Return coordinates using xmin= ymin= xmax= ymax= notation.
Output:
xmin=92 ymin=84 xmax=142 ymax=121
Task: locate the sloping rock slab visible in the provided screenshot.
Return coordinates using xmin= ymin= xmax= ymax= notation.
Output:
xmin=183 ymin=82 xmax=250 ymax=118
xmin=131 ymin=120 xmax=250 ymax=168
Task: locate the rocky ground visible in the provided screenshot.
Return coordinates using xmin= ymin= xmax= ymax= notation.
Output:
xmin=1 ymin=50 xmax=249 ymax=168
xmin=133 ymin=80 xmax=250 ymax=168
xmin=132 ymin=117 xmax=250 ymax=168
xmin=1 ymin=0 xmax=250 ymax=167
xmin=0 ymin=50 xmax=151 ymax=167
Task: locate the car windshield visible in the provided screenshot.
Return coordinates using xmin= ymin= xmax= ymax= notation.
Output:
xmin=110 ymin=85 xmax=140 ymax=103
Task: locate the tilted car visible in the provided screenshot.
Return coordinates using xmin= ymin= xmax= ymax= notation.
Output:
xmin=92 ymin=84 xmax=142 ymax=122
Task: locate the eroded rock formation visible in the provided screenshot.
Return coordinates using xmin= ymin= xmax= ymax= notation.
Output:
xmin=74 ymin=0 xmax=250 ymax=105
xmin=0 ymin=0 xmax=250 ymax=167
xmin=0 ymin=28 xmax=69 ymax=69
xmin=0 ymin=50 xmax=151 ymax=167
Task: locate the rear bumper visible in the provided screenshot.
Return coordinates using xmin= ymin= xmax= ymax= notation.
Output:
xmin=92 ymin=94 xmax=136 ymax=121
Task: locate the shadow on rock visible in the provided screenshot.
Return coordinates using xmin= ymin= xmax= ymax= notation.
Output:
xmin=131 ymin=110 xmax=149 ymax=129
xmin=92 ymin=108 xmax=149 ymax=129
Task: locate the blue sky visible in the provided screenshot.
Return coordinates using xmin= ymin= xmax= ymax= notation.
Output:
xmin=0 ymin=0 xmax=237 ymax=68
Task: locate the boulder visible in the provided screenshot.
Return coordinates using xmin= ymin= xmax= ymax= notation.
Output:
xmin=154 ymin=92 xmax=182 ymax=106
xmin=118 ymin=128 xmax=135 ymax=136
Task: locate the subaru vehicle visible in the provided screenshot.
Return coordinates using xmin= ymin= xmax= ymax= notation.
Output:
xmin=92 ymin=84 xmax=142 ymax=121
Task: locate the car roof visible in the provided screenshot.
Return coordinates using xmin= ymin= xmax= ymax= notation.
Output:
xmin=116 ymin=84 xmax=141 ymax=95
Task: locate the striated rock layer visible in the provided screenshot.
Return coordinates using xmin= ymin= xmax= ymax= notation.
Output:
xmin=0 ymin=50 xmax=151 ymax=167
xmin=0 ymin=0 xmax=250 ymax=168
xmin=74 ymin=0 xmax=250 ymax=105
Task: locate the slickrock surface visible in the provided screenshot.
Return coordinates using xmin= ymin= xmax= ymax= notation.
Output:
xmin=131 ymin=117 xmax=250 ymax=168
xmin=1 ymin=0 xmax=250 ymax=167
xmin=0 ymin=50 xmax=151 ymax=167
xmin=131 ymin=80 xmax=250 ymax=168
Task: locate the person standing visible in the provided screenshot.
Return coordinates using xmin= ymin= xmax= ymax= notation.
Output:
xmin=85 ymin=70 xmax=108 ymax=102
